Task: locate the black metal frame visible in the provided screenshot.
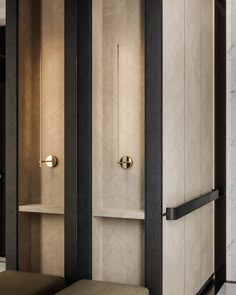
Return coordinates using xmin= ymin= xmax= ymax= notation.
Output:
xmin=197 ymin=274 xmax=215 ymax=295
xmin=74 ymin=1 xmax=163 ymax=294
xmin=0 ymin=26 xmax=6 ymax=258
xmin=144 ymin=1 xmax=163 ymax=294
xmin=64 ymin=0 xmax=82 ymax=285
xmin=73 ymin=0 xmax=92 ymax=284
xmin=5 ymin=0 xmax=18 ymax=270
xmin=215 ymin=0 xmax=226 ymax=292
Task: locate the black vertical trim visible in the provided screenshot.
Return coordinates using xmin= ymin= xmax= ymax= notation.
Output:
xmin=65 ymin=0 xmax=79 ymax=285
xmin=76 ymin=0 xmax=92 ymax=281
xmin=215 ymin=0 xmax=226 ymax=292
xmin=5 ymin=0 xmax=18 ymax=270
xmin=0 ymin=26 xmax=6 ymax=258
xmin=145 ymin=1 xmax=163 ymax=295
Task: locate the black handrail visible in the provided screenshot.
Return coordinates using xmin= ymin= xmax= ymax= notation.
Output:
xmin=166 ymin=189 xmax=219 ymax=220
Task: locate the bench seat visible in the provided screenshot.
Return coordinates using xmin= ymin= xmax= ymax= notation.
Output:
xmin=56 ymin=280 xmax=149 ymax=295
xmin=0 ymin=271 xmax=65 ymax=295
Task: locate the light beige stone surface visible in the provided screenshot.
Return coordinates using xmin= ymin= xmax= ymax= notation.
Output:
xmin=18 ymin=0 xmax=65 ymax=277
xmin=92 ymin=0 xmax=145 ymax=286
xmin=163 ymin=0 xmax=215 ymax=294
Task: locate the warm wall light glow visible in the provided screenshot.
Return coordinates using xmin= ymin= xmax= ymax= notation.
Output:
xmin=0 ymin=0 xmax=5 ymax=26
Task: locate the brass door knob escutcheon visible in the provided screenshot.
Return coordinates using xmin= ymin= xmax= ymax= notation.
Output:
xmin=117 ymin=156 xmax=133 ymax=169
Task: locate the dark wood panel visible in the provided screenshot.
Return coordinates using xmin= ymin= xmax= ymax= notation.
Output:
xmin=5 ymin=0 xmax=18 ymax=269
xmin=144 ymin=1 xmax=163 ymax=294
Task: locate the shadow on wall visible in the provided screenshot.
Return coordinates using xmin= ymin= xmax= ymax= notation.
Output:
xmin=0 ymin=26 xmax=5 ymax=81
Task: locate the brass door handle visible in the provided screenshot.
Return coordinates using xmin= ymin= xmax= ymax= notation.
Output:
xmin=117 ymin=156 xmax=133 ymax=169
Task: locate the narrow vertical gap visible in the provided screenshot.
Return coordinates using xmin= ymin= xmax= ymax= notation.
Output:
xmin=213 ymin=0 xmax=216 ymax=191
xmin=117 ymin=44 xmax=120 ymax=162
xmin=213 ymin=0 xmax=216 ymax=276
xmin=200 ymin=0 xmax=203 ymax=284
xmin=183 ymin=0 xmax=186 ymax=294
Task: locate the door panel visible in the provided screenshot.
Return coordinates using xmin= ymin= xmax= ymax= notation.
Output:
xmin=163 ymin=0 xmax=185 ymax=294
xmin=201 ymin=0 xmax=214 ymax=284
xmin=163 ymin=0 xmax=215 ymax=294
xmin=185 ymin=0 xmax=202 ymax=293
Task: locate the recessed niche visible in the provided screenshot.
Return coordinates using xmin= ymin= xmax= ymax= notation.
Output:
xmin=92 ymin=0 xmax=145 ymax=286
xmin=18 ymin=0 xmax=64 ymax=276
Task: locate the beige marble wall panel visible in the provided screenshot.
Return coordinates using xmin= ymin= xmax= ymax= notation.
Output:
xmin=92 ymin=0 xmax=104 ymax=281
xmin=18 ymin=215 xmax=31 ymax=271
xmin=40 ymin=215 xmax=64 ymax=276
xmin=102 ymin=219 xmax=144 ymax=286
xmin=201 ymin=0 xmax=214 ymax=284
xmin=18 ymin=0 xmax=41 ymax=206
xmin=30 ymin=214 xmax=41 ymax=273
xmin=163 ymin=219 xmax=185 ymax=295
xmin=41 ymin=0 xmax=64 ymax=207
xmin=92 ymin=0 xmax=104 ymax=211
xmin=40 ymin=0 xmax=64 ymax=276
xmin=184 ymin=0 xmax=202 ymax=293
xmin=93 ymin=0 xmax=144 ymax=211
xmin=163 ymin=0 xmax=214 ymax=293
xmin=163 ymin=0 xmax=185 ymax=294
xmin=18 ymin=0 xmax=65 ymax=276
xmin=18 ymin=0 xmax=41 ymax=272
xmin=92 ymin=0 xmax=144 ymax=286
xmin=92 ymin=218 xmax=104 ymax=280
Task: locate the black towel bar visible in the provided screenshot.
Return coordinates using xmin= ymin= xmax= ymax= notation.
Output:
xmin=166 ymin=189 xmax=219 ymax=220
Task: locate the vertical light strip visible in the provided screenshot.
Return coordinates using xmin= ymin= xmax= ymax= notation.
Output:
xmin=117 ymin=44 xmax=120 ymax=161
xmin=39 ymin=51 xmax=42 ymax=167
xmin=213 ymin=0 xmax=215 ymax=190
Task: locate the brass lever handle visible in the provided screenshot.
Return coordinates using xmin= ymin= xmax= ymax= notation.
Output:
xmin=117 ymin=156 xmax=133 ymax=169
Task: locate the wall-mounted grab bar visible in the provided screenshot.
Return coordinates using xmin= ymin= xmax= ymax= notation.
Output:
xmin=165 ymin=189 xmax=219 ymax=220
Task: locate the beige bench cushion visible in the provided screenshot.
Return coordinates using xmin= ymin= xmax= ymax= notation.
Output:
xmin=0 ymin=271 xmax=65 ymax=295
xmin=56 ymin=280 xmax=149 ymax=295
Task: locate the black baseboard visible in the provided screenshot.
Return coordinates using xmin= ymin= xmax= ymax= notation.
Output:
xmin=215 ymin=266 xmax=226 ymax=293
xmin=226 ymin=280 xmax=236 ymax=285
xmin=197 ymin=274 xmax=215 ymax=295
